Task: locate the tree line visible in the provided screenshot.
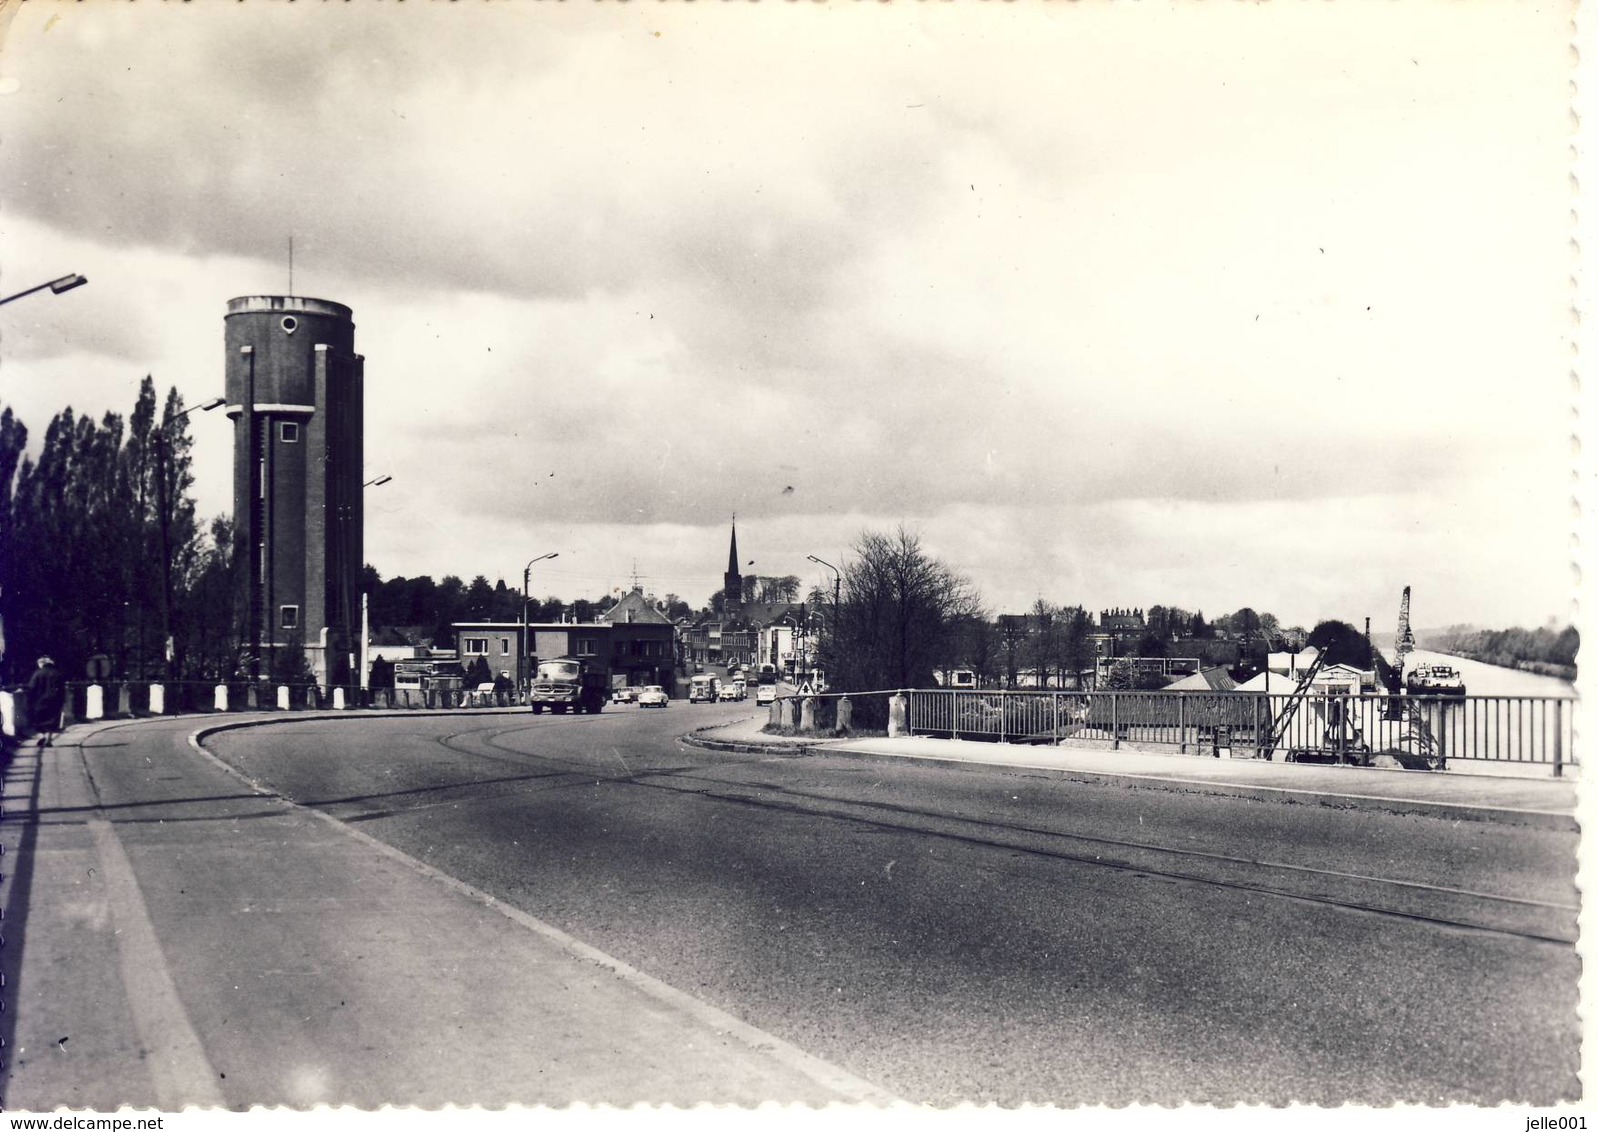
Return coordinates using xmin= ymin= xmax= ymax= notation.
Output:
xmin=0 ymin=381 xmax=241 ymax=686
xmin=362 ymin=570 xmax=697 ymax=647
xmin=1420 ymin=624 xmax=1579 ymax=680
xmin=0 ymin=384 xmax=689 ymax=687
xmin=813 ymin=526 xmax=1317 ymax=701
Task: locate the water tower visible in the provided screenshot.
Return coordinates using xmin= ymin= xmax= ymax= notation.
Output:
xmin=224 ymin=296 xmax=365 ymax=686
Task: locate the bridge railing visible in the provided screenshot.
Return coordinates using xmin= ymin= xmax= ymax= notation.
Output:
xmin=0 ymin=679 xmax=527 ymax=739
xmin=904 ymin=688 xmax=1577 ymax=772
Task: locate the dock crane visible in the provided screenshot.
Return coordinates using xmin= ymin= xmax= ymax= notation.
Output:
xmin=1394 ymin=585 xmax=1416 ymax=687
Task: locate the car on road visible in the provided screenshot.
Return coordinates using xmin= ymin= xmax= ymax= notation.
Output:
xmin=755 ymin=683 xmax=777 ymax=706
xmin=637 ymin=685 xmax=669 ymax=708
xmin=611 ymin=687 xmax=637 ymax=705
xmin=718 ymin=681 xmax=745 ymax=701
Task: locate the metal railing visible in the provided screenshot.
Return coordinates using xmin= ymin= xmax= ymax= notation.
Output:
xmin=905 ymin=688 xmax=1577 ymax=773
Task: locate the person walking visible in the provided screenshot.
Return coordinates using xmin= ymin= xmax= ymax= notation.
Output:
xmin=24 ymin=655 xmax=65 ymax=747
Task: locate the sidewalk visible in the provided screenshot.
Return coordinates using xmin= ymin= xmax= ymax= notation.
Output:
xmin=685 ymin=715 xmax=1581 ymax=831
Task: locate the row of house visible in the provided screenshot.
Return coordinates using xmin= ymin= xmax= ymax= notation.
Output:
xmin=369 ymin=523 xmax=820 ymax=693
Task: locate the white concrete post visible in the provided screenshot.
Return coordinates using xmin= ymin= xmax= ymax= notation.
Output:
xmin=87 ymin=684 xmax=105 ymax=721
xmin=215 ymin=684 xmax=229 ymax=711
xmin=837 ymin=696 xmax=852 ymax=733
xmin=333 ymin=687 xmax=347 ymax=710
xmin=888 ymin=692 xmax=908 ymax=738
xmin=799 ymin=697 xmax=816 ymax=733
xmin=782 ymin=698 xmax=798 ymax=729
xmin=1 ymin=689 xmax=15 ymax=736
xmin=150 ymin=684 xmax=166 ymax=715
xmin=360 ymin=592 xmax=371 ymax=692
xmin=277 ymin=685 xmax=290 ymax=711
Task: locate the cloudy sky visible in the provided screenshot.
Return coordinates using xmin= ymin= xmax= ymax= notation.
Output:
xmin=0 ymin=1 xmax=1581 ymax=632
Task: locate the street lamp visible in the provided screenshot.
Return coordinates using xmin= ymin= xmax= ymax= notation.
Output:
xmin=154 ymin=397 xmax=225 ymax=682
xmin=806 ymin=554 xmax=841 ymax=688
xmin=0 ymin=273 xmax=88 ymax=307
xmin=522 ymin=551 xmax=559 ymax=699
xmin=356 ymin=475 xmax=393 ymax=693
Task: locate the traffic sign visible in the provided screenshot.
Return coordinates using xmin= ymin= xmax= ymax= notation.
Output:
xmin=86 ymin=653 xmax=112 ymax=680
xmin=795 ymin=681 xmax=815 ymax=696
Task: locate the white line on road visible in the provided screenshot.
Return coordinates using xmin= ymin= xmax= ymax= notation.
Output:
xmin=86 ymin=818 xmax=227 ymax=1109
xmin=186 ymin=725 xmax=904 ymax=1106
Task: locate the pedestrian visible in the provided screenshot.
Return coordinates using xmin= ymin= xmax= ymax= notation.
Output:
xmin=494 ymin=670 xmax=514 ymax=707
xmin=25 ymin=655 xmax=65 ymax=747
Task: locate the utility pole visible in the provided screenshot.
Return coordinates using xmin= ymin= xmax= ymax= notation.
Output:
xmin=806 ymin=554 xmax=841 ymax=688
xmin=522 ymin=552 xmax=559 ymax=698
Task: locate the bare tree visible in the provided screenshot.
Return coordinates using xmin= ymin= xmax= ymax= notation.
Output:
xmin=831 ymin=526 xmax=981 ymax=691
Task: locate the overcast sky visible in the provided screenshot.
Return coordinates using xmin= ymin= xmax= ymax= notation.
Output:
xmin=0 ymin=1 xmax=1581 ymax=632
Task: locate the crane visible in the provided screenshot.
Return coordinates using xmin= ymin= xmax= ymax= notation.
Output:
xmin=1394 ymin=585 xmax=1416 ymax=684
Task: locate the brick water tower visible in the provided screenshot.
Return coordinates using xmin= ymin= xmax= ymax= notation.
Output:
xmin=224 ymin=296 xmax=365 ymax=687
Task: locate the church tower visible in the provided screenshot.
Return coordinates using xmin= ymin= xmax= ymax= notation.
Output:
xmin=723 ymin=518 xmax=742 ymax=609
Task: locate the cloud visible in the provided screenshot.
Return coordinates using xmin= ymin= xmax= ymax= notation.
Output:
xmin=0 ymin=1 xmax=1577 ymax=632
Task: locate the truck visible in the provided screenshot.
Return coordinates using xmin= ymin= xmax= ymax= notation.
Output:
xmin=529 ymin=655 xmax=609 ymax=714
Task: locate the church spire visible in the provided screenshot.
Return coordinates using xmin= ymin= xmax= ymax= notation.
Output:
xmin=723 ymin=516 xmax=742 ymax=609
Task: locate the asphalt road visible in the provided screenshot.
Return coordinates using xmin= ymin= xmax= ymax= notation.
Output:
xmin=183 ymin=701 xmax=1579 ymax=1106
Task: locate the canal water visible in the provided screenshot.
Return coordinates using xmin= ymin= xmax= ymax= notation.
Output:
xmin=1395 ymin=648 xmax=1577 ymax=699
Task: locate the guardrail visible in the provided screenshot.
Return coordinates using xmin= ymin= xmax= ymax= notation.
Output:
xmin=0 ymin=680 xmax=526 ymax=738
xmin=903 ymin=688 xmax=1577 ymax=773
xmin=766 ymin=689 xmax=898 ymax=734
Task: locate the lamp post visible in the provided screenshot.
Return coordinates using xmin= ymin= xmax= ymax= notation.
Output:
xmin=356 ymin=475 xmax=392 ymax=693
xmin=153 ymin=396 xmax=225 ymax=682
xmin=0 ymin=273 xmax=88 ymax=307
xmin=522 ymin=551 xmax=559 ymax=699
xmin=806 ymin=554 xmax=840 ymax=688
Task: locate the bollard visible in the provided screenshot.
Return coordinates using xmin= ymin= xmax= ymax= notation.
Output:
xmin=87 ymin=684 xmax=105 ymax=721
xmin=247 ymin=684 xmax=261 ymax=710
xmin=1 ymin=689 xmax=15 ymax=737
xmin=837 ymin=696 xmax=852 ymax=734
xmin=781 ymin=697 xmax=798 ymax=729
xmin=333 ymin=687 xmax=345 ymax=710
xmin=150 ymin=684 xmax=166 ymax=715
xmin=117 ymin=684 xmax=133 ymax=717
xmin=277 ymin=685 xmax=290 ymax=711
xmin=799 ymin=697 xmax=817 ymax=733
xmin=215 ymin=684 xmax=229 ymax=712
xmin=888 ymin=692 xmax=907 ymax=737
xmin=769 ymin=699 xmax=782 ymax=728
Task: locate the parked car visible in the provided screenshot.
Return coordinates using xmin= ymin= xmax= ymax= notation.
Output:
xmin=611 ymin=687 xmax=637 ymax=704
xmin=637 ymin=685 xmax=669 ymax=708
xmin=755 ymin=683 xmax=777 ymax=706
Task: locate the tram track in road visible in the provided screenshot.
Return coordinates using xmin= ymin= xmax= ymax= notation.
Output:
xmin=208 ymin=715 xmax=1579 ymax=948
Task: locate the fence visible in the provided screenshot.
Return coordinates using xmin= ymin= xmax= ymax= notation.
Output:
xmin=904 ymin=688 xmax=1577 ymax=773
xmin=0 ymin=679 xmax=525 ymax=738
xmin=766 ymin=690 xmax=897 ymax=735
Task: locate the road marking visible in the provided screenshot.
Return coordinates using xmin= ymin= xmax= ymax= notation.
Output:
xmin=187 ymin=726 xmax=903 ymax=1106
xmin=87 ymin=818 xmax=226 ymax=1109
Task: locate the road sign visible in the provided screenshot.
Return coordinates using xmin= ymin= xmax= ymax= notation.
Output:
xmin=86 ymin=653 xmax=112 ymax=680
xmin=795 ymin=681 xmax=815 ymax=696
